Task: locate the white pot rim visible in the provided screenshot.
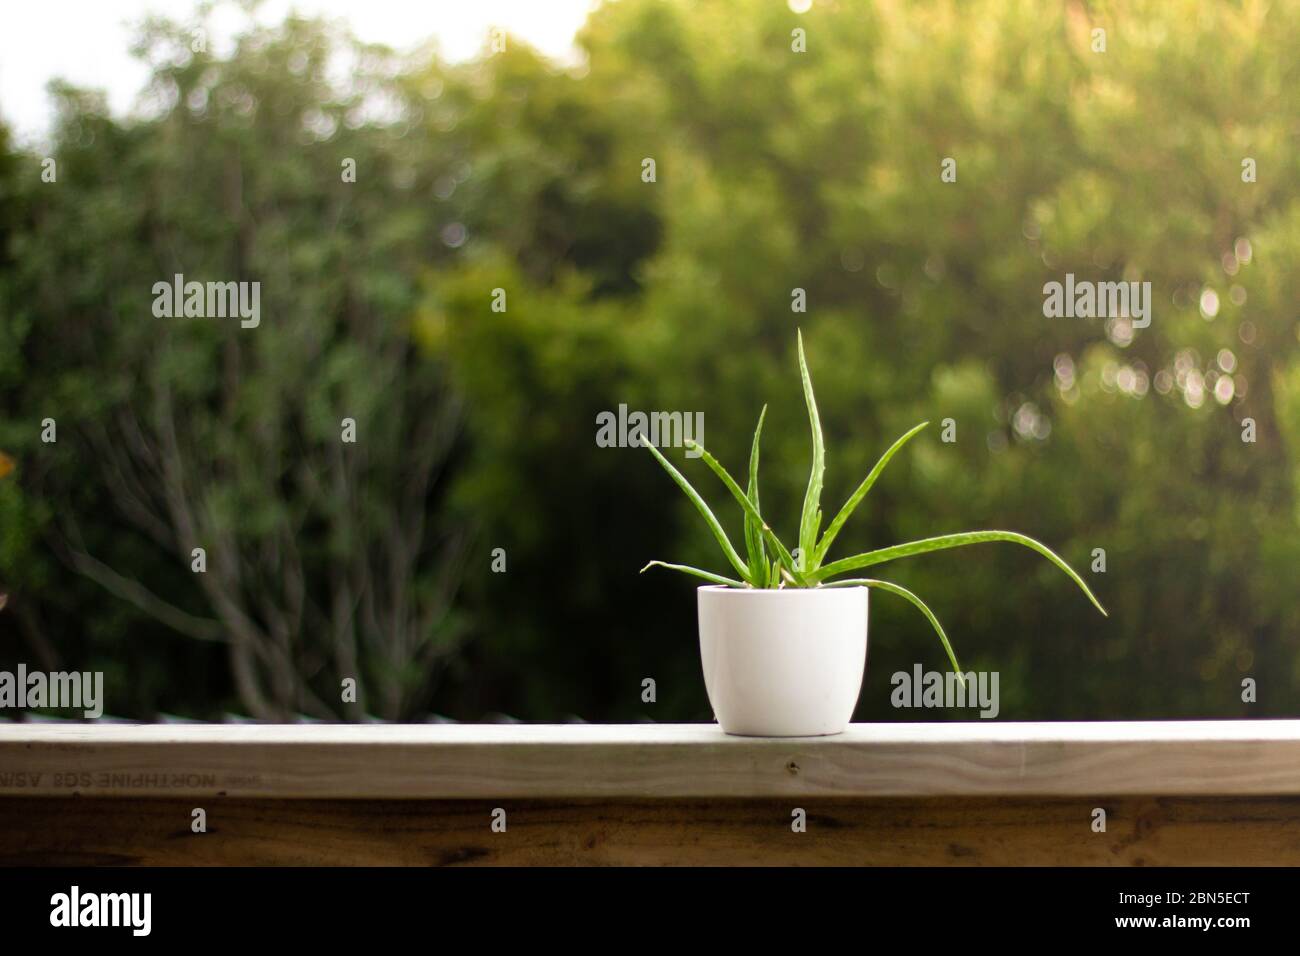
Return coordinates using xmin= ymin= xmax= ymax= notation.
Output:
xmin=697 ymin=584 xmax=867 ymax=596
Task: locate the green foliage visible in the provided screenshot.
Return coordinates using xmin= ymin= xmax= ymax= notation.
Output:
xmin=1 ymin=12 xmax=469 ymax=720
xmin=2 ymin=0 xmax=1299 ymax=720
xmin=430 ymin=0 xmax=1299 ymax=719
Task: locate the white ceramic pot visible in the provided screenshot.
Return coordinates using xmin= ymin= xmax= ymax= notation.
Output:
xmin=697 ymin=585 xmax=869 ymax=737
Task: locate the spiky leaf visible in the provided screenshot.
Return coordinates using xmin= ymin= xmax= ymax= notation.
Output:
xmin=641 ymin=561 xmax=746 ymax=588
xmin=642 ymin=438 xmax=752 ymax=582
xmin=815 ymin=421 xmax=929 ymax=564
xmin=796 ymin=330 xmax=824 ymax=571
xmin=826 ymin=578 xmax=963 ymax=677
xmin=812 ymin=530 xmax=1107 ymax=616
xmin=686 ymin=439 xmax=807 ymax=586
xmin=744 ymin=406 xmax=768 ymax=584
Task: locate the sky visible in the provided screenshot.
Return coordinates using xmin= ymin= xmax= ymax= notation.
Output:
xmin=0 ymin=0 xmax=599 ymax=143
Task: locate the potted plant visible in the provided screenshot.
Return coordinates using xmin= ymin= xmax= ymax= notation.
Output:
xmin=641 ymin=331 xmax=1106 ymax=737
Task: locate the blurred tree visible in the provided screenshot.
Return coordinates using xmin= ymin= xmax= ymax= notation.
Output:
xmin=2 ymin=0 xmax=1299 ymax=721
xmin=1 ymin=14 xmax=470 ymax=720
xmin=426 ymin=0 xmax=1300 ymax=720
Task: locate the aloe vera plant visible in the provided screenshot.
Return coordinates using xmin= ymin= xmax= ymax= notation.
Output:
xmin=641 ymin=331 xmax=1106 ymax=675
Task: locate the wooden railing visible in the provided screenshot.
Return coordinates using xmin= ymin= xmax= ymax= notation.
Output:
xmin=2 ymin=721 xmax=1298 ymax=865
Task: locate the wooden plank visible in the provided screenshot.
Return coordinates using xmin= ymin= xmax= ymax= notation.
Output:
xmin=1 ymin=721 xmax=1299 ymax=799
xmin=3 ymin=796 xmax=1298 ymax=865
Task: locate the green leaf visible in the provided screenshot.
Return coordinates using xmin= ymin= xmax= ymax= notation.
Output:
xmin=641 ymin=561 xmax=746 ymax=588
xmin=815 ymin=421 xmax=929 ymax=564
xmin=686 ymin=439 xmax=807 ymax=586
xmin=744 ymin=405 xmax=768 ymax=584
xmin=642 ymin=437 xmax=752 ymax=582
xmin=812 ymin=530 xmax=1107 ymax=616
xmin=825 ymin=578 xmax=963 ymax=677
xmin=796 ymin=329 xmax=824 ymax=572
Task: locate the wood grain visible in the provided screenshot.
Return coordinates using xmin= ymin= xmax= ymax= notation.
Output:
xmin=2 ymin=721 xmax=1299 ymax=798
xmin=2 ymin=796 xmax=1298 ymax=865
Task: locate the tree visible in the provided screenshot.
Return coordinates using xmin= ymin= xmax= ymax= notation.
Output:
xmin=1 ymin=14 xmax=470 ymax=719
